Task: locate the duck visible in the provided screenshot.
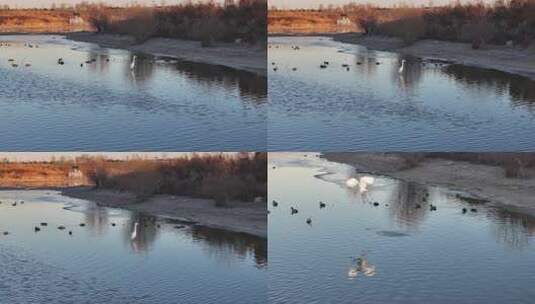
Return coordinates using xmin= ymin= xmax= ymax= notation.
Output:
xmin=470 ymin=208 xmax=477 ymax=213
xmin=79 ymin=223 xmax=86 ymax=227
xmin=430 ymin=205 xmax=437 ymax=211
xmin=58 ymin=225 xmax=66 ymax=230
xmin=306 ymin=217 xmax=312 ymax=224
xmin=272 ymin=200 xmax=279 ymax=207
xmin=319 ymin=201 xmax=326 ymax=209
xmin=373 ymin=202 xmax=379 ymax=207
xmin=462 ymin=208 xmax=467 ymax=214
xmin=40 ymin=222 xmax=48 ymax=226
xmin=34 ymin=227 xmax=41 ymax=232
xmin=290 ymin=207 xmax=298 ymax=215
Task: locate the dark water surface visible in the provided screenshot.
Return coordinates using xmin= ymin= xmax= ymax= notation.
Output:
xmin=0 ymin=190 xmax=266 ymax=304
xmin=0 ymin=35 xmax=267 ymax=151
xmin=268 ymin=153 xmax=535 ymax=304
xmin=268 ymin=36 xmax=535 ymax=151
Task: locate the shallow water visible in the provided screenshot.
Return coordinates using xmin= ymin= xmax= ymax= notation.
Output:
xmin=0 ymin=35 xmax=267 ymax=151
xmin=268 ymin=36 xmax=535 ymax=151
xmin=268 ymin=153 xmax=535 ymax=304
xmin=0 ymin=190 xmax=266 ymax=304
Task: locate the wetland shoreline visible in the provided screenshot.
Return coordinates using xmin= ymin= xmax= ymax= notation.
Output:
xmin=61 ymin=187 xmax=267 ymax=238
xmin=66 ymin=32 xmax=267 ymax=76
xmin=270 ymin=32 xmax=535 ymax=80
xmin=324 ymin=153 xmax=535 ymax=217
xmin=0 ymin=186 xmax=266 ymax=238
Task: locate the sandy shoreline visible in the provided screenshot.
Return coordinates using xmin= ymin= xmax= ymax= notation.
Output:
xmin=67 ymin=32 xmax=267 ymax=76
xmin=271 ymin=32 xmax=535 ymax=80
xmin=324 ymin=153 xmax=535 ymax=217
xmin=59 ymin=187 xmax=267 ymax=238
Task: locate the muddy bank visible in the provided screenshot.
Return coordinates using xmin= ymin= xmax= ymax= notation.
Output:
xmin=324 ymin=153 xmax=535 ymax=217
xmin=67 ymin=32 xmax=267 ymax=76
xmin=328 ymin=32 xmax=535 ymax=80
xmin=62 ymin=187 xmax=267 ymax=238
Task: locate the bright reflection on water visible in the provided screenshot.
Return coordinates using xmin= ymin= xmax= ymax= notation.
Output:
xmin=0 ymin=35 xmax=267 ymax=151
xmin=0 ymin=190 xmax=266 ymax=304
xmin=268 ymin=153 xmax=535 ymax=304
xmin=268 ymin=36 xmax=535 ymax=151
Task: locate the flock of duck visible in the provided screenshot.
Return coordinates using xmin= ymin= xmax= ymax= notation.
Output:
xmin=270 ymin=43 xmax=448 ymax=74
xmin=0 ymin=199 xmax=187 ymax=239
xmin=270 ymin=176 xmax=479 ymax=226
xmin=2 ymin=40 xmax=139 ymax=70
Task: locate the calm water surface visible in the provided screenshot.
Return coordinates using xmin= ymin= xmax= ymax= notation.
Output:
xmin=268 ymin=153 xmax=535 ymax=304
xmin=268 ymin=36 xmax=535 ymax=151
xmin=0 ymin=35 xmax=267 ymax=151
xmin=0 ymin=190 xmax=266 ymax=304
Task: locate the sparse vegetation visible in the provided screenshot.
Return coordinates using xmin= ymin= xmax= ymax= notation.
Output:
xmin=0 ymin=153 xmax=267 ymax=204
xmin=0 ymin=1 xmax=266 ymax=44
xmin=79 ymin=153 xmax=267 ymax=203
xmin=82 ymin=0 xmax=267 ymax=44
xmin=270 ymin=1 xmax=535 ymax=47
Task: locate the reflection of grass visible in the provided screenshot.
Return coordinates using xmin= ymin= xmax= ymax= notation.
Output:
xmin=82 ymin=153 xmax=267 ymax=203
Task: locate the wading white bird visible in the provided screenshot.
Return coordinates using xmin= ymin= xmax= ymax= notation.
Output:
xmin=130 ymin=55 xmax=137 ymax=70
xmin=131 ymin=222 xmax=139 ymax=240
xmin=399 ymin=59 xmax=406 ymax=74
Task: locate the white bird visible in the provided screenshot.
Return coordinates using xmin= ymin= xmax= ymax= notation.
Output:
xmin=399 ymin=59 xmax=406 ymax=74
xmin=131 ymin=222 xmax=138 ymax=240
xmin=130 ymin=55 xmax=137 ymax=70
xmin=346 ymin=178 xmax=359 ymax=188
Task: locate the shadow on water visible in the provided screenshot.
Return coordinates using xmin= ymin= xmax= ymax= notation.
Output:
xmin=83 ymin=211 xmax=268 ymax=267
xmin=190 ymin=225 xmax=268 ymax=268
xmin=82 ymin=51 xmax=267 ymax=100
xmin=387 ymin=181 xmax=429 ymax=228
xmin=488 ymin=208 xmax=535 ymax=249
xmin=443 ymin=64 xmax=535 ymax=107
xmin=172 ymin=60 xmax=268 ymax=101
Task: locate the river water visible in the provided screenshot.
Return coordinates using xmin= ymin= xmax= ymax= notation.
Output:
xmin=268 ymin=36 xmax=535 ymax=151
xmin=268 ymin=153 xmax=535 ymax=304
xmin=0 ymin=35 xmax=267 ymax=151
xmin=0 ymin=190 xmax=267 ymax=304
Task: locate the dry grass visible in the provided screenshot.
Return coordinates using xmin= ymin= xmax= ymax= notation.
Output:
xmin=271 ymin=1 xmax=535 ymax=47
xmin=83 ymin=1 xmax=267 ymax=44
xmin=0 ymin=9 xmax=91 ymax=33
xmin=0 ymin=153 xmax=267 ymax=204
xmin=81 ymin=153 xmax=267 ymax=204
